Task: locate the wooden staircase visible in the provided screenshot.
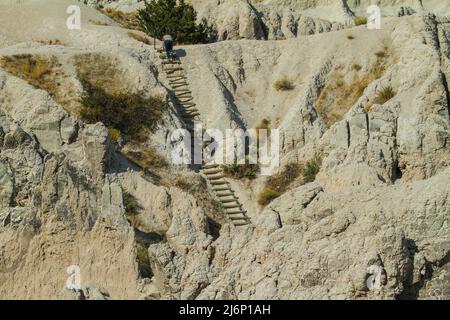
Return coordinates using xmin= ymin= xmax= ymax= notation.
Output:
xmin=158 ymin=48 xmax=251 ymax=227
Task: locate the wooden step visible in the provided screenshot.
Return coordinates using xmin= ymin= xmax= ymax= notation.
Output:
xmin=204 ymin=164 xmax=220 ymax=169
xmin=180 ymin=102 xmax=196 ymax=107
xmin=229 ymin=215 xmax=250 ymax=220
xmin=165 ymin=68 xmax=183 ymax=73
xmin=206 ymin=174 xmax=225 ymax=180
xmin=216 ymin=191 xmax=234 ymax=197
xmin=212 ymin=188 xmax=231 ymax=194
xmin=178 ymin=97 xmax=194 ymax=102
xmin=176 ymin=92 xmax=192 ymax=98
xmin=233 ymin=221 xmax=250 ymax=226
xmin=179 ymin=100 xmax=195 ymax=105
xmin=222 ymin=203 xmax=242 ymax=209
xmin=174 ymin=89 xmax=191 ymax=93
xmin=203 ymin=168 xmax=222 ymax=175
xmin=171 ymin=83 xmax=188 ymax=89
xmin=165 ymin=66 xmax=183 ymax=71
xmin=162 ymin=60 xmax=181 ymax=64
xmin=210 ymin=179 xmax=228 ymax=186
xmin=220 ymin=198 xmax=238 ymax=204
xmin=184 ymin=109 xmax=198 ymax=115
xmin=225 ymin=207 xmax=245 ymax=213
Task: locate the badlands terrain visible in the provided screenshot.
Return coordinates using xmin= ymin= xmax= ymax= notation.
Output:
xmin=0 ymin=0 xmax=449 ymax=300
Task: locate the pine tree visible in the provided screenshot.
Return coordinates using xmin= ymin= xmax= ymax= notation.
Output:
xmin=137 ymin=0 xmax=216 ymax=45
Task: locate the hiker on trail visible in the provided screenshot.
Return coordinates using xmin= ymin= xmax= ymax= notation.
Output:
xmin=163 ymin=34 xmax=174 ymax=59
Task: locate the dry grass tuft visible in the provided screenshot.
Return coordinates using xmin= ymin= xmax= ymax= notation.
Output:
xmin=373 ymin=85 xmax=396 ymax=105
xmin=101 ymin=8 xmax=141 ymax=30
xmin=375 ymin=50 xmax=387 ymax=59
xmin=258 ymin=162 xmax=301 ymax=206
xmin=123 ymin=145 xmax=168 ymax=173
xmin=354 ymin=16 xmax=368 ymax=26
xmin=222 ymin=163 xmax=259 ymax=180
xmin=128 ymin=32 xmax=151 ymax=45
xmin=257 ymin=156 xmax=323 ymax=206
xmin=352 ymin=63 xmax=362 ymax=71
xmin=274 ymin=76 xmax=295 ymax=91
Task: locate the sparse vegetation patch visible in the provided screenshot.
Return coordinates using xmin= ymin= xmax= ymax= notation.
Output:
xmin=0 ymin=54 xmax=73 ymax=108
xmin=354 ymin=16 xmax=368 ymax=26
xmin=374 ymin=85 xmax=396 ymax=105
xmin=222 ymin=163 xmax=259 ymax=180
xmin=257 ymin=156 xmax=323 ymax=206
xmin=75 ymin=53 xmax=168 ymax=174
xmin=274 ymin=76 xmax=295 ymax=91
xmin=315 ymin=46 xmax=391 ymax=127
xmin=258 ymin=162 xmax=301 ymax=206
xmin=303 ymin=156 xmax=322 ymax=183
xmin=128 ymin=32 xmax=151 ymax=45
xmin=101 ymin=8 xmax=141 ymax=30
xmin=78 ymin=77 xmax=164 ymax=143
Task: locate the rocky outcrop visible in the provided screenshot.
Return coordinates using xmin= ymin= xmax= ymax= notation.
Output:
xmin=0 ymin=0 xmax=449 ymax=300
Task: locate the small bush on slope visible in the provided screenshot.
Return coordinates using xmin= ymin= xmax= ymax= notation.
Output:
xmin=258 ymin=163 xmax=301 ymax=206
xmin=373 ymin=85 xmax=396 ymax=105
xmin=274 ymin=76 xmax=295 ymax=91
xmin=223 ymin=163 xmax=259 ymax=180
xmin=303 ymin=156 xmax=322 ymax=183
xmin=354 ymin=16 xmax=368 ymax=26
xmin=258 ymin=157 xmax=323 ymax=206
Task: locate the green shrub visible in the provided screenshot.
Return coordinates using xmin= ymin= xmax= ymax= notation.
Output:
xmin=137 ymin=0 xmax=216 ymax=44
xmin=303 ymin=157 xmax=322 ymax=183
xmin=373 ymin=85 xmax=396 ymax=105
xmin=354 ymin=16 xmax=368 ymax=26
xmin=274 ymin=76 xmax=295 ymax=91
xmin=108 ymin=128 xmax=122 ymax=143
xmin=347 ymin=35 xmax=355 ymax=40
